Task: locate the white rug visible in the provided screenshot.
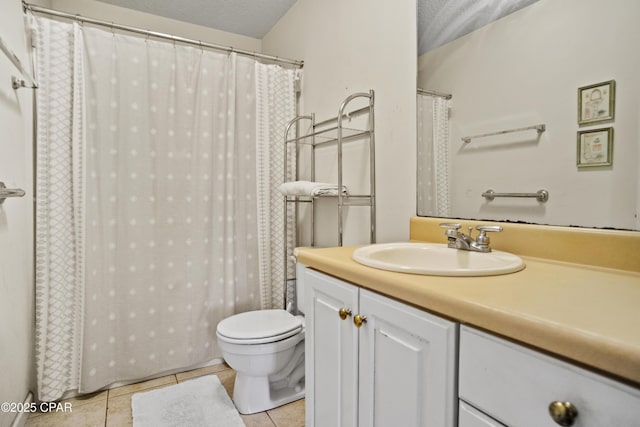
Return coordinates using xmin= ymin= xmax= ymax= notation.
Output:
xmin=132 ymin=375 xmax=245 ymax=427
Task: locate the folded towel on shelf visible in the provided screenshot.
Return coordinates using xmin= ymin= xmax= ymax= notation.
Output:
xmin=278 ymin=180 xmax=348 ymax=197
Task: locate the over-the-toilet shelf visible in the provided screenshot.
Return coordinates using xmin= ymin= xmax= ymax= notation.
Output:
xmin=280 ymin=90 xmax=376 ymax=247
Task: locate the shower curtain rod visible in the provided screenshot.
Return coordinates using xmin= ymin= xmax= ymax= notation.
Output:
xmin=23 ymin=1 xmax=304 ymax=68
xmin=417 ymin=87 xmax=452 ymax=100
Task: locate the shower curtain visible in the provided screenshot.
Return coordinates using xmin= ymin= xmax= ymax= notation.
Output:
xmin=417 ymin=93 xmax=450 ymax=216
xmin=255 ymin=65 xmax=297 ymax=310
xmin=32 ymin=15 xmax=297 ymax=402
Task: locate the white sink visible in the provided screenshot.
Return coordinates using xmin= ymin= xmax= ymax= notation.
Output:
xmin=352 ymin=242 xmax=525 ymax=277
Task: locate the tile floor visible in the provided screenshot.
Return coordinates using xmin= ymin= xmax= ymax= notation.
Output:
xmin=25 ymin=363 xmax=305 ymax=427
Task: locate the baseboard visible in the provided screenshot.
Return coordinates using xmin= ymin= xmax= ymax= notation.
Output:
xmin=10 ymin=392 xmax=33 ymax=427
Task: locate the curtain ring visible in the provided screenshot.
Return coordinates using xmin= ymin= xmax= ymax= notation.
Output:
xmin=110 ymin=22 xmax=115 ymax=37
xmin=199 ymin=40 xmax=204 ymax=54
xmin=144 ymin=31 xmax=150 ymax=43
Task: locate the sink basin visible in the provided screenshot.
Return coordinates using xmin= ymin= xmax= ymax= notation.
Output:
xmin=352 ymin=242 xmax=525 ymax=276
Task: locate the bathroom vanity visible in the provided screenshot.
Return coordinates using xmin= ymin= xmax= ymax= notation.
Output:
xmin=303 ymin=267 xmax=457 ymax=426
xmin=296 ymin=217 xmax=640 ymax=427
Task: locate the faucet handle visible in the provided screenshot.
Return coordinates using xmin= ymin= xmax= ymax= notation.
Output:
xmin=475 ymin=225 xmax=503 ymax=247
xmin=476 ymin=225 xmax=503 ymax=233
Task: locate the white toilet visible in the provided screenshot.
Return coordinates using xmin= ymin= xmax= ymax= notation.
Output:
xmin=216 ymin=304 xmax=305 ymax=414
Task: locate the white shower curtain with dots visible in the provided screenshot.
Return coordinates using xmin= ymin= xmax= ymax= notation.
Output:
xmin=33 ymin=14 xmax=297 ymax=401
xmin=417 ymin=93 xmax=450 ymax=217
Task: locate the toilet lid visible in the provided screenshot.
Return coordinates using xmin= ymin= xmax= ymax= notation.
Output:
xmin=216 ymin=309 xmax=303 ymax=343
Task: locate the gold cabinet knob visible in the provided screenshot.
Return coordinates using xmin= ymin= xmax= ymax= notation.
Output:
xmin=548 ymin=401 xmax=578 ymax=426
xmin=338 ymin=308 xmax=352 ymax=320
xmin=353 ymin=315 xmax=367 ymax=328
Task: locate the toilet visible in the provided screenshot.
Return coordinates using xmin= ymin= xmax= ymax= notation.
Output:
xmin=216 ymin=300 xmax=305 ymax=414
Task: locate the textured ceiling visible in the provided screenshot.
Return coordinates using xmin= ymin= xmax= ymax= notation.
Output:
xmin=94 ymin=0 xmax=538 ymax=53
xmin=417 ymin=0 xmax=540 ymax=55
xmin=94 ymin=0 xmax=298 ymax=38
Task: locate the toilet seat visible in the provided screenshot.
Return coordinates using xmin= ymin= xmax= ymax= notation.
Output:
xmin=217 ymin=309 xmax=303 ymax=345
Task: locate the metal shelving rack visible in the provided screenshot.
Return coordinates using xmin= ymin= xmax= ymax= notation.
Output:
xmin=282 ymin=90 xmax=376 ymax=254
xmin=280 ymin=90 xmax=375 ymax=312
xmin=281 ymin=90 xmax=376 ymax=310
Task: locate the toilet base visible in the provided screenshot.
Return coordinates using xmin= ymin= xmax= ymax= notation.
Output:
xmin=232 ymin=372 xmax=305 ymax=414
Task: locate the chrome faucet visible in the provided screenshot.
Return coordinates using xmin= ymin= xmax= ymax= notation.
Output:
xmin=439 ymin=223 xmax=503 ymax=253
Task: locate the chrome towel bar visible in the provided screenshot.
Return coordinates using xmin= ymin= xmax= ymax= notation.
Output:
xmin=462 ymin=124 xmax=545 ymax=144
xmin=0 ymin=182 xmax=26 ymax=205
xmin=482 ymin=189 xmax=549 ymax=203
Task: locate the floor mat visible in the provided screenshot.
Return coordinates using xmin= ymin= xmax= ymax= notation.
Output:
xmin=132 ymin=375 xmax=243 ymax=427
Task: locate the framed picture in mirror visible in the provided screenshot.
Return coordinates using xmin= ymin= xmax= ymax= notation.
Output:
xmin=578 ymin=80 xmax=615 ymax=125
xmin=577 ymin=127 xmax=613 ymax=168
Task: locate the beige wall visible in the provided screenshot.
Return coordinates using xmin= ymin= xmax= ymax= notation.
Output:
xmin=263 ymin=0 xmax=417 ymax=244
xmin=0 ymin=1 xmax=36 ymax=426
xmin=418 ymin=0 xmax=640 ymax=230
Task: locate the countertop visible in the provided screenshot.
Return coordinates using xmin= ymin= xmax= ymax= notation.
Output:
xmin=296 ymin=221 xmax=640 ymax=387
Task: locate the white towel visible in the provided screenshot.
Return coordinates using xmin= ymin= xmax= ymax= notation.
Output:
xmin=278 ymin=180 xmax=348 ymax=197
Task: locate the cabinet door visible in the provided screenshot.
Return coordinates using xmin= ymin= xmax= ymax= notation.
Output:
xmin=304 ymin=269 xmax=359 ymax=427
xmin=357 ymin=289 xmax=458 ymax=427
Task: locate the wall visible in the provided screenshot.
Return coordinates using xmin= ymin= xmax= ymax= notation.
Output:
xmin=263 ymin=0 xmax=417 ymax=245
xmin=0 ymin=1 xmax=36 ymax=426
xmin=418 ymin=0 xmax=640 ymax=230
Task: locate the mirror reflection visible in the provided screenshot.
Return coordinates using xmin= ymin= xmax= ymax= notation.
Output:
xmin=416 ymin=0 xmax=639 ymax=230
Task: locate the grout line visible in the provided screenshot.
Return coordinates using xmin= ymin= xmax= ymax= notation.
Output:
xmin=104 ymin=397 xmax=108 ymax=427
xmin=105 ymin=388 xmax=113 ymax=427
xmin=267 ymin=411 xmax=278 ymax=427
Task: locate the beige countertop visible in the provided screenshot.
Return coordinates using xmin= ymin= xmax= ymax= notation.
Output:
xmin=296 ymin=218 xmax=640 ymax=387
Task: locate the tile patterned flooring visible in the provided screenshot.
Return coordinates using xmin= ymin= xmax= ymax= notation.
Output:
xmin=25 ymin=363 xmax=305 ymax=427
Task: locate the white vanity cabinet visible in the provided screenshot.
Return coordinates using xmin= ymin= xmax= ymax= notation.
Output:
xmin=459 ymin=326 xmax=640 ymax=427
xmin=302 ymin=266 xmax=458 ymax=427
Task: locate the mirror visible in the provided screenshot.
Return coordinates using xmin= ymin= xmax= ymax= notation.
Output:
xmin=416 ymin=0 xmax=640 ymax=231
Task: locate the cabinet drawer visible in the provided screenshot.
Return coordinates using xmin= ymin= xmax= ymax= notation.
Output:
xmin=459 ymin=326 xmax=640 ymax=427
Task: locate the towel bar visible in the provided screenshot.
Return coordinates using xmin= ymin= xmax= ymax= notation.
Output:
xmin=482 ymin=189 xmax=549 ymax=203
xmin=462 ymin=124 xmax=545 ymax=144
xmin=0 ymin=182 xmax=26 ymax=205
